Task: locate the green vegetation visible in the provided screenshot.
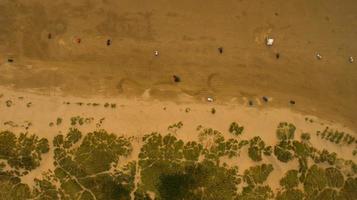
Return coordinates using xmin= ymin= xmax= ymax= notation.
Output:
xmin=304 ymin=165 xmax=327 ymax=197
xmin=276 ymin=122 xmax=296 ymax=140
xmin=70 ymin=116 xmax=93 ymax=126
xmin=244 ymin=164 xmax=274 ymax=185
xmin=237 ymin=185 xmax=274 ymax=200
xmin=101 ymin=102 xmax=116 ymax=108
xmin=248 ymin=136 xmax=272 ymax=161
xmin=274 ymin=140 xmax=294 ymax=162
xmin=138 ymin=131 xmax=240 ymax=200
xmin=4 ymin=121 xmax=18 ymax=127
xmin=49 ymin=128 xmax=134 ymax=199
xmin=274 ymin=122 xmax=296 ymax=163
xmin=56 ymin=117 xmax=62 ymax=125
xmin=339 ymin=177 xmax=357 ymax=200
xmin=0 ymin=121 xmax=356 ymax=199
xmin=237 ymin=164 xmax=274 ymax=200
xmin=280 ymin=170 xmax=299 ymax=189
xmin=198 ymin=128 xmax=248 ymax=162
xmin=167 ymin=121 xmax=183 ymax=134
xmin=317 ymin=127 xmax=356 ymax=145
xmin=301 ymin=133 xmax=311 ymax=141
xmin=0 ymin=173 xmax=31 ymax=200
xmin=325 ymin=167 xmax=344 ymax=188
xmin=70 ymin=102 xmax=111 ymax=107
xmin=0 ymin=131 xmax=49 ymax=172
xmin=315 ymin=149 xmax=337 ymax=165
xmin=276 ymin=189 xmax=304 ymax=200
xmin=229 ymin=122 xmax=244 ymax=136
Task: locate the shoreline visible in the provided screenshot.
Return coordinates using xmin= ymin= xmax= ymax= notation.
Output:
xmin=1 ymin=55 xmax=357 ymax=134
xmin=1 ymin=85 xmax=356 ymax=131
xmin=0 ymin=85 xmax=355 ymax=139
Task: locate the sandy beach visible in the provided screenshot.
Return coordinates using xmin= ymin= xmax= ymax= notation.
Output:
xmin=0 ymin=0 xmax=356 ymax=199
xmin=0 ymin=86 xmax=355 ymax=191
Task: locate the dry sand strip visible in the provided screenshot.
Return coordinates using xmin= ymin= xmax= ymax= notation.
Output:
xmin=0 ymin=85 xmax=356 ymax=192
xmin=0 ymin=85 xmax=355 ymax=155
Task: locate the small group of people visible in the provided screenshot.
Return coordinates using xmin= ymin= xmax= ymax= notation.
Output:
xmin=45 ymin=33 xmax=355 ymax=64
xmin=48 ymin=33 xmax=112 ymax=46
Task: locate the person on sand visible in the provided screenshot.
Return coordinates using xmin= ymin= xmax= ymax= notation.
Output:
xmin=262 ymin=96 xmax=269 ymax=102
xmin=316 ymin=53 xmax=322 ymax=60
xmin=218 ymin=47 xmax=223 ymax=54
xmin=173 ymin=75 xmax=181 ymax=83
xmin=107 ymin=39 xmax=111 ymax=46
xmin=349 ymin=56 xmax=354 ymax=63
xmin=154 ymin=50 xmax=159 ymax=56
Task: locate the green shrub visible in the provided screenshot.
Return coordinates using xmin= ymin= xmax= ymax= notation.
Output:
xmin=280 ymin=170 xmax=299 ymax=189
xmin=248 ymin=137 xmax=266 ymax=161
xmin=339 ymin=177 xmax=357 ymax=200
xmin=56 ymin=118 xmax=62 ymax=126
xmin=263 ymin=146 xmax=272 ymax=156
xmin=0 ymin=131 xmax=49 ymax=171
xmin=317 ymin=188 xmax=338 ymax=200
xmin=325 ymin=167 xmax=344 ymax=188
xmin=229 ymin=122 xmax=244 ymax=136
xmin=249 ymin=146 xmax=262 ymax=162
xmin=304 ymin=165 xmax=327 ymax=195
xmin=237 ymin=185 xmax=274 ymax=200
xmin=274 ymin=141 xmax=294 ymax=163
xmin=353 ymin=149 xmax=357 ymax=156
xmin=276 ymin=122 xmax=296 ymax=140
xmin=243 ymin=164 xmax=274 ymax=185
xmin=276 ymin=189 xmax=304 ymax=200
xmin=168 ymin=121 xmax=183 ymax=133
xmin=319 ymin=150 xmax=337 ymax=165
xmin=63 ymin=128 xmax=82 ymax=149
xmin=301 ymin=133 xmax=311 ymax=141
